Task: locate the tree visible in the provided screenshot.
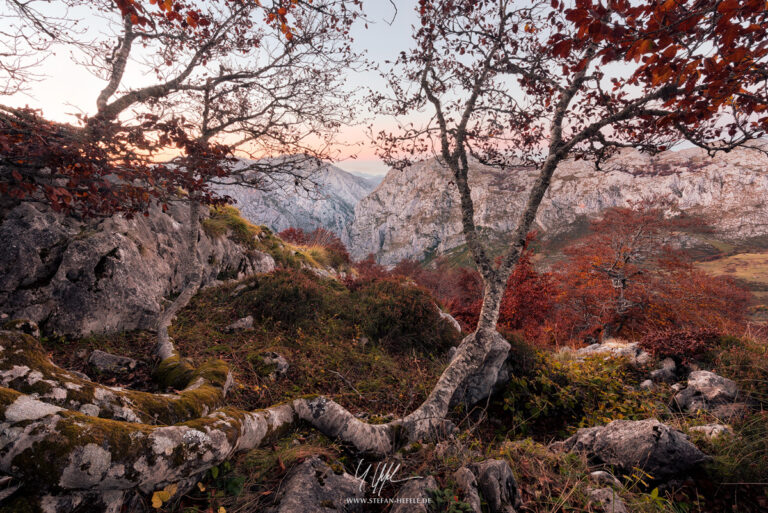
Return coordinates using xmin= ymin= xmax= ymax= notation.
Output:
xmin=1 ymin=0 xmax=361 ymax=217
xmin=0 ymin=1 xmax=766 ymax=509
xmin=365 ymin=0 xmax=767 ymax=446
xmin=549 ymin=205 xmax=749 ymax=344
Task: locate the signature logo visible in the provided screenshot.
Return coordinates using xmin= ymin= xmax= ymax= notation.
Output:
xmin=354 ymin=459 xmax=423 ymax=496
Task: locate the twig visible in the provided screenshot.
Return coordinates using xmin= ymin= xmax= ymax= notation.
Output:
xmin=329 ymin=370 xmax=362 ymax=397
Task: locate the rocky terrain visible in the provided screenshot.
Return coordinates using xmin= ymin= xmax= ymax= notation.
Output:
xmin=348 ymin=144 xmax=768 ymax=264
xmin=215 ymin=160 xmax=377 ymax=244
xmin=0 ymin=201 xmax=276 ymax=337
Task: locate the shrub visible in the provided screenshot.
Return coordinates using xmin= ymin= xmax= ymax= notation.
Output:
xmin=501 ymin=351 xmax=658 ymax=437
xmin=352 ymin=278 xmax=460 ymax=354
xmin=346 ymin=254 xmax=389 ymax=288
xmin=638 ymin=327 xmax=722 ymax=364
xmin=236 ymin=269 xmax=345 ymax=327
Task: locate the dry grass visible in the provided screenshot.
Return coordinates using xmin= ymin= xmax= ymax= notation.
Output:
xmin=697 ymin=251 xmax=768 ymax=288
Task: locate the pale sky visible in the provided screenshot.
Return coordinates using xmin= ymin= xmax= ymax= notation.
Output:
xmin=1 ymin=1 xmax=422 ymax=178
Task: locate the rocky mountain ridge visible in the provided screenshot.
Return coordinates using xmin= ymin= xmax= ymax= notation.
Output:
xmin=348 ymin=145 xmax=768 ymax=264
xmin=214 ymin=160 xmax=376 ymax=244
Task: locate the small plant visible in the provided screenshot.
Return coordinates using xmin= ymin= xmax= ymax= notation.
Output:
xmin=235 ymin=269 xmax=347 ymax=327
xmin=428 ymin=487 xmax=474 ymax=513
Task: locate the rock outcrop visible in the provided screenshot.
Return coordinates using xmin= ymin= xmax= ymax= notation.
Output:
xmin=673 ymin=370 xmax=745 ymax=416
xmin=469 ymin=459 xmax=521 ymax=513
xmin=561 ymin=419 xmax=710 ymax=481
xmin=0 ymin=201 xmax=274 ymax=336
xmin=268 ymin=457 xmax=364 ymax=513
xmin=390 ymin=476 xmax=437 ymax=513
xmin=349 ymin=145 xmax=768 ymax=264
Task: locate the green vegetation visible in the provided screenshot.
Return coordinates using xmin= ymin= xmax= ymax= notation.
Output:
xmin=202 ymin=206 xmax=316 ymax=269
xmin=500 ymin=350 xmax=663 ymax=438
xmin=164 ymin=269 xmax=457 ymax=415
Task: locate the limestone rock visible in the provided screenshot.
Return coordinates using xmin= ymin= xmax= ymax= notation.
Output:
xmin=0 ymin=201 xmax=275 ymax=336
xmin=563 ymin=419 xmax=710 ymax=481
xmin=650 ymin=357 xmax=678 ymax=383
xmin=1 ymin=319 xmax=40 ymax=339
xmin=269 ymin=457 xmax=363 ymax=513
xmin=575 ymin=340 xmax=650 ymax=366
xmin=673 ymin=371 xmax=741 ymax=413
xmin=468 ymin=459 xmax=521 ymax=513
xmin=223 ymin=315 xmax=254 ymax=333
xmin=439 ymin=309 xmax=462 ymax=334
xmin=214 ymin=160 xmax=376 ymax=246
xmin=88 ymin=350 xmax=137 ymax=374
xmin=589 ymin=470 xmax=623 ymax=488
xmin=688 ymin=424 xmax=733 ymax=439
xmin=453 ymin=467 xmax=482 ymax=513
xmin=588 ymin=487 xmax=629 ymax=513
xmin=349 ymin=146 xmax=768 ymax=264
xmin=390 ymin=476 xmax=437 ymax=513
xmin=259 ymin=352 xmax=290 ymax=380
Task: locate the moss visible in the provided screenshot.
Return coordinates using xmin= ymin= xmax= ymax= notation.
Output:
xmin=0 ymin=332 xmax=230 ymax=425
xmin=246 ymin=353 xmax=278 ymax=378
xmin=153 ymin=353 xmax=196 ymax=390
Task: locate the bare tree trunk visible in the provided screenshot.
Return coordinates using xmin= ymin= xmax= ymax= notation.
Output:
xmin=156 ymin=200 xmax=203 ymax=361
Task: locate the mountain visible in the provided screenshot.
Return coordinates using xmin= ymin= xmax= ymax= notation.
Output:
xmin=214 ymin=160 xmax=376 ymax=243
xmin=347 ymin=145 xmax=768 ymax=265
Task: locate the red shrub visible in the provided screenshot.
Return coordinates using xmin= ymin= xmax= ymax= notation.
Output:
xmin=345 ymin=254 xmax=390 ymax=290
xmin=639 ymin=327 xmax=722 ymax=363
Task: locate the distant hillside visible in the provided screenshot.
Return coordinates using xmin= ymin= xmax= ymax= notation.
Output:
xmin=214 ymin=160 xmax=376 ymax=244
xmin=348 ymin=145 xmax=768 ymax=265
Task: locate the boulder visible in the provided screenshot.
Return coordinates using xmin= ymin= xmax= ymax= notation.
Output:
xmin=87 ymin=350 xmax=137 ymax=374
xmin=1 ymin=319 xmax=40 ymax=339
xmin=588 ymin=487 xmax=629 ymax=513
xmin=650 ymin=357 xmax=678 ymax=384
xmin=439 ymin=309 xmax=462 ymax=334
xmin=640 ymin=379 xmax=654 ymax=391
xmin=673 ymin=371 xmax=741 ymax=414
xmin=390 ymin=476 xmax=438 ymax=513
xmin=255 ymin=352 xmax=290 ymax=381
xmin=223 ymin=315 xmax=254 ymax=333
xmin=468 ymin=459 xmax=521 ymax=513
xmin=589 ymin=470 xmax=623 ymax=488
xmin=0 ymin=202 xmax=275 ymax=337
xmin=563 ymin=419 xmax=710 ymax=481
xmin=269 ymin=457 xmax=363 ymax=513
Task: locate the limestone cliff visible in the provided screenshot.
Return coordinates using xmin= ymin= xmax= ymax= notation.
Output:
xmin=348 ymin=145 xmax=768 ymax=264
xmin=0 ymin=202 xmax=275 ymax=336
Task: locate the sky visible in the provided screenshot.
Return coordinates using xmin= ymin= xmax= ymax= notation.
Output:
xmin=1 ymin=1 xmax=422 ymax=178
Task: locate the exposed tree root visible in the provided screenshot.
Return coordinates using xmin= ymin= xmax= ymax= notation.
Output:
xmin=0 ymin=326 xmax=508 ymax=511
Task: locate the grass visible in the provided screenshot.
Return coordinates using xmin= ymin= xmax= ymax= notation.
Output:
xmin=697 ymin=251 xmax=768 ymax=289
xmin=166 ymin=270 xmax=457 ymax=416
xmin=202 ymin=206 xmax=320 ymax=270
